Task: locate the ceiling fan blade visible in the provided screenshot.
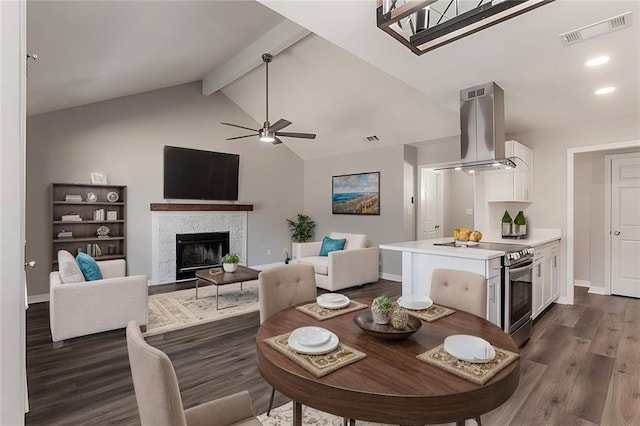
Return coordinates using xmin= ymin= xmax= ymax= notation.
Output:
xmin=268 ymin=119 xmax=292 ymax=132
xmin=275 ymin=132 xmax=317 ymax=139
xmin=272 ymin=137 xmax=284 ymax=145
xmin=221 ymin=122 xmax=259 ymax=132
xmin=226 ymin=134 xmax=257 ymax=140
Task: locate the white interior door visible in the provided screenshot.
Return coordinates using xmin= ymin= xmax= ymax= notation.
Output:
xmin=610 ymin=153 xmax=640 ymax=298
xmin=420 ymin=169 xmax=443 ymax=240
xmin=0 ymin=0 xmax=28 ymax=423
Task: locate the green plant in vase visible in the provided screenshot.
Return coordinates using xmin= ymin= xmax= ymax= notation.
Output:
xmin=514 ymin=211 xmax=527 ymax=236
xmin=501 ymin=210 xmax=513 ymax=236
xmin=221 ymin=252 xmax=239 ymax=273
xmin=286 ymin=214 xmax=316 ymax=243
xmin=371 ymin=295 xmax=393 ymax=325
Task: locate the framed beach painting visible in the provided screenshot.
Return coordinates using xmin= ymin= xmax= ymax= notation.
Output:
xmin=332 ymin=171 xmax=380 ymax=215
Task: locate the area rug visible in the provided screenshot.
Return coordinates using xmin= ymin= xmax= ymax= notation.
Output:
xmin=144 ymin=280 xmax=259 ymax=336
xmin=257 ymin=402 xmax=480 ymax=425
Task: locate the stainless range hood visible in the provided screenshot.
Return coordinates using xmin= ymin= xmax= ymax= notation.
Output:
xmin=436 ymin=82 xmax=516 ymax=173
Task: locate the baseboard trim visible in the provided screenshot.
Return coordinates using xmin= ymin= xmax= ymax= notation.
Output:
xmin=28 ymin=293 xmax=49 ymax=304
xmin=249 ymin=262 xmax=284 ymax=271
xmin=555 ymin=296 xmax=571 ymax=305
xmin=379 ymin=272 xmax=402 ymax=282
xmin=574 ymin=280 xmax=591 ymax=288
xmin=587 ymin=287 xmax=609 ymax=295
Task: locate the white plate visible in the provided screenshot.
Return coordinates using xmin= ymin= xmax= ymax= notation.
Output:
xmin=444 ymin=335 xmax=496 ymax=363
xmin=317 ymin=297 xmax=350 ymax=309
xmin=288 ymin=330 xmax=339 ymax=355
xmin=318 ymin=293 xmax=348 ymax=303
xmin=397 ymin=295 xmax=433 ymax=310
xmin=289 ymin=326 xmax=331 ymax=347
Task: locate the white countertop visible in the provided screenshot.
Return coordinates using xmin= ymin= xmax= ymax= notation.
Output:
xmin=479 ymin=228 xmax=562 ymax=247
xmin=379 ymin=238 xmax=505 ymax=260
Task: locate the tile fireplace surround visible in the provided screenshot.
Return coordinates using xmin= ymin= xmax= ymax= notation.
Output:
xmin=150 ymin=208 xmax=248 ymax=285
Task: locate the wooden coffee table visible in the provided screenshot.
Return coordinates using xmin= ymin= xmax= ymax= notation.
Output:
xmin=194 ymin=265 xmax=260 ymax=309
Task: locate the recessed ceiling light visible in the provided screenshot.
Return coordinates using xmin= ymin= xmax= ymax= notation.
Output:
xmin=454 ymin=167 xmax=462 ymax=171
xmin=505 ymin=166 xmax=513 ymax=170
xmin=585 ymin=56 xmax=610 ymax=67
xmin=595 ymin=86 xmax=616 ymax=95
xmin=468 ymin=170 xmax=476 ymax=174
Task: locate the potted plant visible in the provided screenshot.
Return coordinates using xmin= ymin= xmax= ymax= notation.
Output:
xmin=221 ymin=252 xmax=240 ymax=273
xmin=371 ymin=295 xmax=393 ymax=325
xmin=287 ymin=214 xmax=316 ymax=259
xmin=287 ymin=214 xmax=316 ymax=243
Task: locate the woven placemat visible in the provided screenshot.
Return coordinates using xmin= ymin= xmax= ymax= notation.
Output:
xmin=264 ymin=333 xmax=366 ymax=378
xmin=416 ymin=344 xmax=519 ymax=385
xmin=407 ymin=304 xmax=456 ymax=322
xmin=296 ymin=301 xmax=368 ymax=320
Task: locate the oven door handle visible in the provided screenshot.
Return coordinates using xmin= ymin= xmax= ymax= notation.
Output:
xmin=509 ymin=261 xmax=533 ymax=274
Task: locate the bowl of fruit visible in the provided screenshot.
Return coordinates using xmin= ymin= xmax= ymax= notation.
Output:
xmin=453 ymin=228 xmax=483 ymax=245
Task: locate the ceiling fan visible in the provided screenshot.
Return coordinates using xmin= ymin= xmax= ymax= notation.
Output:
xmin=221 ymin=53 xmax=316 ymax=145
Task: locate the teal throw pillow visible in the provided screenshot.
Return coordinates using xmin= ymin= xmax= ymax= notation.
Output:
xmin=76 ymin=252 xmax=103 ymax=281
xmin=319 ymin=236 xmax=347 ymax=256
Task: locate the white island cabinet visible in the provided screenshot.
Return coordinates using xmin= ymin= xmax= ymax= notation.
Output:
xmin=379 ymin=239 xmax=505 ymax=328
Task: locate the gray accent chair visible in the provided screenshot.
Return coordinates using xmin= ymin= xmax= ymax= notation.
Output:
xmin=126 ymin=321 xmax=261 ymax=426
xmin=258 ymin=264 xmax=317 ymax=415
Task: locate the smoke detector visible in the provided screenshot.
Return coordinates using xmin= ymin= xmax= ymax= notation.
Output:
xmin=559 ymin=11 xmax=632 ymax=46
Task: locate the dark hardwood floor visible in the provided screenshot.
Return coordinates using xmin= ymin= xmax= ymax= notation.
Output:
xmin=25 ymin=283 xmax=640 ymax=425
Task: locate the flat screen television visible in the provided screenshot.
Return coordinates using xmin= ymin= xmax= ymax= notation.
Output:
xmin=163 ymin=145 xmax=239 ymax=201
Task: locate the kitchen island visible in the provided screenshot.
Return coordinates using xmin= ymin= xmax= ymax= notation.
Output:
xmin=379 ymin=238 xmax=505 ymax=327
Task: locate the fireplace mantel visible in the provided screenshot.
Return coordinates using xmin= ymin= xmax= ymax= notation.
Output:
xmin=150 ymin=203 xmax=253 ymax=212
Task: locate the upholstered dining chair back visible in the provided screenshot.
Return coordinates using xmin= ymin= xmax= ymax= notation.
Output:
xmin=126 ymin=321 xmax=187 ymax=426
xmin=430 ymin=268 xmax=487 ymax=318
xmin=258 ymin=264 xmax=317 ymax=324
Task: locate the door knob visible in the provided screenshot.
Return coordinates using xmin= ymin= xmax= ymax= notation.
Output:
xmin=434 ymin=225 xmax=440 ymax=229
xmin=613 ymin=231 xmax=621 ymax=236
xmin=25 ymin=260 xmax=36 ymax=268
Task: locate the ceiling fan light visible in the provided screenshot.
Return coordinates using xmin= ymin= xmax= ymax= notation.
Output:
xmin=259 ymin=129 xmax=275 ymax=143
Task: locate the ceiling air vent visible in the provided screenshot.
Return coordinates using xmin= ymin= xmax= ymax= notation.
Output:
xmin=364 ymin=135 xmax=380 ymax=142
xmin=559 ymin=11 xmax=633 ymax=46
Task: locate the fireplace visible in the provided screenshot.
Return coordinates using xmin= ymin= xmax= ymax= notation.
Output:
xmin=175 ymin=232 xmax=229 ymax=280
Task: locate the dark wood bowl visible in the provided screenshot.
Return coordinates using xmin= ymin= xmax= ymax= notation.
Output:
xmin=353 ymin=311 xmax=422 ymax=340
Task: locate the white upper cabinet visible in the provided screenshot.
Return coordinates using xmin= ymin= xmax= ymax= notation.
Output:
xmin=485 ymin=140 xmax=534 ymax=202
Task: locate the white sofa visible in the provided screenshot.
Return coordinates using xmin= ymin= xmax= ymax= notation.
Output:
xmin=49 ymin=259 xmax=148 ymax=345
xmin=294 ymin=232 xmax=379 ymax=291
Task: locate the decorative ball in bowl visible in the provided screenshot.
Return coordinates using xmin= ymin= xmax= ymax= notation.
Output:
xmin=353 ymin=311 xmax=421 ymax=341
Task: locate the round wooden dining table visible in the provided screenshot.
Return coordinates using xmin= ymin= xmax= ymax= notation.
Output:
xmin=255 ymin=298 xmax=520 ymax=426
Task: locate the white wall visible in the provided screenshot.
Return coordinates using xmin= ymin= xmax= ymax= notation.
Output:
xmin=508 ymin=114 xmax=640 ymax=299
xmin=303 ymin=145 xmax=407 ymax=277
xmin=445 ymin=170 xmax=474 ymax=235
xmin=26 ymin=82 xmax=304 ymax=297
xmin=573 ymin=152 xmax=592 ymax=282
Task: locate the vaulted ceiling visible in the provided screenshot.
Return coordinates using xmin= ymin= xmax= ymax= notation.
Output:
xmin=27 ymin=1 xmax=640 ymax=160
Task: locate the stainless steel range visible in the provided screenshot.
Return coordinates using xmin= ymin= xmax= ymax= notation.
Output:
xmin=431 ymin=240 xmax=535 ymax=346
xmin=492 ymin=243 xmax=535 ymax=347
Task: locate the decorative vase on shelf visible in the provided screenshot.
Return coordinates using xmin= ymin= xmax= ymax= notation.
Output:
xmin=371 ymin=295 xmax=393 ymax=325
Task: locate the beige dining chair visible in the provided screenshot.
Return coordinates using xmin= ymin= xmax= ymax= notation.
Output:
xmin=258 ymin=263 xmax=317 ymax=415
xmin=430 ymin=268 xmax=487 ymax=318
xmin=430 ymin=268 xmax=487 ymax=425
xmin=126 ymin=321 xmax=261 ymax=426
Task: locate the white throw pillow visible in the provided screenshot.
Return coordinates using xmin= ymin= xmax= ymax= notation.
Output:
xmin=57 ymin=250 xmax=86 ymax=284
